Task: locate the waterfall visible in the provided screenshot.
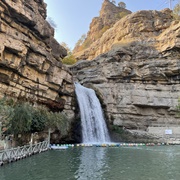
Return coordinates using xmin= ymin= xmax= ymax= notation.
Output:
xmin=75 ymin=82 xmax=110 ymax=143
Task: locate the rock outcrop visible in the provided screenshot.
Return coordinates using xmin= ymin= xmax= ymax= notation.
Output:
xmin=0 ymin=0 xmax=74 ymax=118
xmin=71 ymin=9 xmax=180 ymax=142
xmin=74 ymin=7 xmax=176 ymax=60
xmin=73 ymin=0 xmax=131 ymax=54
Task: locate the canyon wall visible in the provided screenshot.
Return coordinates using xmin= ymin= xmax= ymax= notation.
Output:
xmin=73 ymin=0 xmax=131 ymax=54
xmin=71 ymin=8 xmax=180 ymax=142
xmin=0 ymin=0 xmax=75 ymax=119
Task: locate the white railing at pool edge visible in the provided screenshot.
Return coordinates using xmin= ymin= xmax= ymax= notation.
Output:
xmin=0 ymin=140 xmax=49 ymax=166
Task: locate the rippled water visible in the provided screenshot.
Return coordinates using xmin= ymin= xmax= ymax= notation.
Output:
xmin=0 ymin=146 xmax=180 ymax=180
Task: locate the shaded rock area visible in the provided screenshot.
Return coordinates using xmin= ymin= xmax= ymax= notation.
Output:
xmin=0 ymin=0 xmax=75 ymax=118
xmin=70 ymin=9 xmax=180 ymax=142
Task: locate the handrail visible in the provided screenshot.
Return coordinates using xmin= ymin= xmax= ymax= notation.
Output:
xmin=0 ymin=140 xmax=49 ymax=166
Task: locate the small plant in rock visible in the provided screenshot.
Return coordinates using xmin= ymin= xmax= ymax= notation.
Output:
xmin=172 ymin=2 xmax=180 ymax=20
xmin=177 ymin=98 xmax=180 ymax=116
xmin=61 ymin=42 xmax=77 ymax=65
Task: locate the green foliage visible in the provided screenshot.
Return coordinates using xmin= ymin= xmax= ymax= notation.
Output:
xmin=111 ymin=125 xmax=125 ymax=134
xmin=81 ymin=38 xmax=92 ymax=49
xmin=0 ymin=98 xmax=69 ymax=137
xmin=47 ymin=112 xmax=69 ymax=136
xmin=116 ymin=11 xmax=129 ymax=19
xmin=74 ymin=34 xmax=86 ymax=51
xmin=61 ymin=42 xmax=77 ymax=65
xmin=31 ymin=105 xmax=48 ymax=133
xmin=73 ymin=34 xmax=91 ymax=52
xmin=177 ymin=98 xmax=180 ymax=116
xmin=62 ymin=54 xmax=77 ymax=65
xmin=172 ymin=3 xmax=180 ymax=20
xmin=61 ymin=42 xmax=71 ymax=54
xmin=118 ymin=1 xmax=126 ymax=8
xmin=0 ymin=98 xmax=14 ymax=131
xmin=8 ymin=102 xmax=34 ymax=135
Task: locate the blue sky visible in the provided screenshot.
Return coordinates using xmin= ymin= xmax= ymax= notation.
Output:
xmin=44 ymin=0 xmax=178 ymax=49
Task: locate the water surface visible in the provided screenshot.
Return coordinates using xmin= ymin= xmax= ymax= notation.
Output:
xmin=0 ymin=146 xmax=180 ymax=180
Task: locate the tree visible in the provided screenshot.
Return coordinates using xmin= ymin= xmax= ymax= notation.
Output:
xmin=62 ymin=54 xmax=77 ymax=65
xmin=73 ymin=34 xmax=86 ymax=52
xmin=112 ymin=0 xmax=116 ymax=4
xmin=172 ymin=2 xmax=180 ymax=20
xmin=118 ymin=1 xmax=126 ymax=9
xmin=61 ymin=42 xmax=77 ymax=65
xmin=47 ymin=16 xmax=57 ymax=29
xmin=61 ymin=42 xmax=71 ymax=54
xmin=0 ymin=98 xmax=14 ymax=134
xmin=8 ymin=102 xmax=34 ymax=135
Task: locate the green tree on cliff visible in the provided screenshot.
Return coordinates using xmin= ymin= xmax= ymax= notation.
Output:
xmin=61 ymin=42 xmax=77 ymax=65
xmin=172 ymin=2 xmax=180 ymax=20
xmin=73 ymin=34 xmax=86 ymax=52
xmin=118 ymin=1 xmax=126 ymax=9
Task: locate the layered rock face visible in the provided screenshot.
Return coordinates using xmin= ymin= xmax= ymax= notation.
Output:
xmin=74 ymin=8 xmax=177 ymax=60
xmin=0 ymin=0 xmax=74 ymax=118
xmin=71 ymin=9 xmax=180 ymax=142
xmin=73 ymin=0 xmax=131 ymax=54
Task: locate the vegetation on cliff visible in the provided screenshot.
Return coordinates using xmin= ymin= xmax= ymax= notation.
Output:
xmin=73 ymin=0 xmax=131 ymax=54
xmin=177 ymin=98 xmax=180 ymax=116
xmin=0 ymin=98 xmax=69 ymax=143
xmin=172 ymin=2 xmax=180 ymax=20
xmin=61 ymin=42 xmax=77 ymax=65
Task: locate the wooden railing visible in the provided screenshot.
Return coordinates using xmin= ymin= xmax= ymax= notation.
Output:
xmin=0 ymin=141 xmax=49 ymax=166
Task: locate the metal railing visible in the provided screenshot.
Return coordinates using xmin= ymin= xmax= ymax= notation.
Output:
xmin=0 ymin=141 xmax=49 ymax=166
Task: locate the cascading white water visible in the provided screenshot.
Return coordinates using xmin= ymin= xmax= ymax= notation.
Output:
xmin=75 ymin=82 xmax=110 ymax=143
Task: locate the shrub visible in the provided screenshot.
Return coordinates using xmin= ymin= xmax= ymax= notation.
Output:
xmin=177 ymin=98 xmax=180 ymax=116
xmin=172 ymin=3 xmax=180 ymax=20
xmin=0 ymin=98 xmax=70 ymax=138
xmin=116 ymin=11 xmax=129 ymax=19
xmin=46 ymin=112 xmax=69 ymax=136
xmin=118 ymin=2 xmax=126 ymax=9
xmin=62 ymin=54 xmax=77 ymax=65
xmin=31 ymin=105 xmax=48 ymax=133
xmin=81 ymin=38 xmax=92 ymax=49
xmin=8 ymin=102 xmax=34 ymax=135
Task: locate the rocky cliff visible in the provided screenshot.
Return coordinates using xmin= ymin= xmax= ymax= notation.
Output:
xmin=0 ymin=0 xmax=74 ymax=118
xmin=71 ymin=8 xmax=180 ymax=142
xmin=74 ymin=6 xmax=178 ymax=61
xmin=73 ymin=0 xmax=131 ymax=54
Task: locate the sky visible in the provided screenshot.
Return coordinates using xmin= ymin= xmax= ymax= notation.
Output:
xmin=44 ymin=0 xmax=178 ymax=50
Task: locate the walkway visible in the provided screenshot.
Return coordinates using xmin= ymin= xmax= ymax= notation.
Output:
xmin=0 ymin=141 xmax=49 ymax=166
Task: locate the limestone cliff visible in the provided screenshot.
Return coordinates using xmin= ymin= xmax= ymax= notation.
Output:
xmin=73 ymin=0 xmax=131 ymax=53
xmin=71 ymin=9 xmax=180 ymax=142
xmin=0 ymin=0 xmax=74 ymax=118
xmin=74 ymin=8 xmax=176 ymax=61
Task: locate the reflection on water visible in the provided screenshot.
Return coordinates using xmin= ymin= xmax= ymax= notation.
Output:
xmin=0 ymin=146 xmax=180 ymax=180
xmin=75 ymin=147 xmax=108 ymax=180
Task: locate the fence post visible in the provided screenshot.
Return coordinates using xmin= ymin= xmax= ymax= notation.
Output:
xmin=0 ymin=122 xmax=2 ymax=140
xmin=48 ymin=128 xmax=51 ymax=147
